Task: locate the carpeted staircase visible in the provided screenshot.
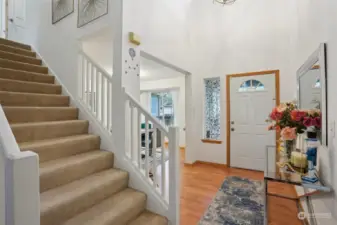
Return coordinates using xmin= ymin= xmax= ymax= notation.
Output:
xmin=0 ymin=38 xmax=168 ymax=225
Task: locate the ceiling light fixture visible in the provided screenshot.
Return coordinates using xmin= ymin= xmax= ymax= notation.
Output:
xmin=213 ymin=0 xmax=237 ymax=5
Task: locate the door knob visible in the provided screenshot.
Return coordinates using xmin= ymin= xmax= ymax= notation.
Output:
xmin=231 ymin=121 xmax=235 ymax=125
xmin=9 ymin=18 xmax=14 ymax=23
xmin=231 ymin=128 xmax=235 ymax=131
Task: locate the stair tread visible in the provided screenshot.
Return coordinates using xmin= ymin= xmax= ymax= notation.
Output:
xmin=0 ymin=38 xmax=31 ymax=50
xmin=0 ymin=67 xmax=51 ymax=77
xmin=0 ymin=57 xmax=48 ymax=74
xmin=19 ymin=134 xmax=99 ymax=148
xmin=0 ymin=77 xmax=60 ymax=87
xmin=4 ymin=106 xmax=77 ymax=110
xmin=0 ymin=57 xmax=47 ymax=69
xmin=62 ymin=188 xmax=146 ymax=225
xmin=0 ymin=90 xmax=65 ymax=97
xmin=41 ymin=169 xmax=128 ymax=210
xmin=0 ymin=43 xmax=35 ymax=57
xmin=0 ymin=49 xmax=41 ymax=65
xmin=127 ymin=211 xmax=168 ymax=225
xmin=11 ymin=119 xmax=87 ymax=128
xmin=40 ymin=150 xmax=114 ymax=192
xmin=40 ymin=150 xmax=111 ymax=171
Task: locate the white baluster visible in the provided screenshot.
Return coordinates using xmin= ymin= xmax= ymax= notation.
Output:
xmin=82 ymin=58 xmax=87 ymax=103
xmin=91 ymin=65 xmax=95 ymax=113
xmin=95 ymin=71 xmax=100 ymax=117
xmin=86 ymin=61 xmax=90 ymax=106
xmin=107 ymin=82 xmax=111 ymax=132
xmin=145 ymin=119 xmax=149 ymax=179
xmin=101 ymin=75 xmax=106 ymax=127
xmin=138 ymin=111 xmax=142 ymax=169
xmin=130 ymin=104 xmax=136 ymax=163
xmin=161 ymin=133 xmax=166 ymax=197
xmin=78 ymin=55 xmax=83 ymax=100
xmin=152 ymin=126 xmax=157 ymax=188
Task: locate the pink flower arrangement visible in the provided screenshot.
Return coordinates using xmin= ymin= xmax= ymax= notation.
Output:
xmin=267 ymin=102 xmax=321 ymax=140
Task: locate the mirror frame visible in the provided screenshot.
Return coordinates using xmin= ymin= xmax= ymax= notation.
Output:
xmin=297 ymin=43 xmax=327 ymax=146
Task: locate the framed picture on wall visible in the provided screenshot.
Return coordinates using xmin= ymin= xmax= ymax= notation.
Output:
xmin=52 ymin=0 xmax=74 ymax=24
xmin=77 ymin=0 xmax=108 ymax=28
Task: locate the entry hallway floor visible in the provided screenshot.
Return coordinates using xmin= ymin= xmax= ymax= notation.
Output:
xmin=180 ymin=152 xmax=303 ymax=225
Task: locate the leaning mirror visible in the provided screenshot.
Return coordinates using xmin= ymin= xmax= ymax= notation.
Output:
xmin=297 ymin=43 xmax=327 ymax=146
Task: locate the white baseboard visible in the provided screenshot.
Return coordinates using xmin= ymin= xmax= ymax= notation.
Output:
xmin=32 ymin=46 xmax=171 ymax=221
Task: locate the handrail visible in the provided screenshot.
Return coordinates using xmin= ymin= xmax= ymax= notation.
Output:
xmin=79 ymin=49 xmax=113 ymax=83
xmin=125 ymin=92 xmax=169 ymax=136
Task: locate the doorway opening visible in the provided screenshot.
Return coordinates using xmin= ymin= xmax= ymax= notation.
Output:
xmin=226 ymin=70 xmax=280 ymax=171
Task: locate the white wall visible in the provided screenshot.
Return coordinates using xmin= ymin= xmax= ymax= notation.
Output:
xmin=24 ymin=0 xmax=117 ymax=97
xmin=0 ymin=0 xmax=6 ymax=38
xmin=140 ymin=76 xmax=186 ymax=146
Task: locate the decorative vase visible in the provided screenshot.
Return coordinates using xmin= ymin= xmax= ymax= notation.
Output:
xmin=284 ymin=139 xmax=297 ymax=161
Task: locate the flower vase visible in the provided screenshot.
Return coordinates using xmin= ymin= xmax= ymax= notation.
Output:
xmin=284 ymin=139 xmax=297 ymax=161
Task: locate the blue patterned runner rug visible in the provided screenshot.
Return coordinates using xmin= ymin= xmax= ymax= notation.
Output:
xmin=199 ymin=176 xmax=264 ymax=225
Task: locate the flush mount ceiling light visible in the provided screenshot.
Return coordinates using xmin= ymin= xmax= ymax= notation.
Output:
xmin=213 ymin=0 xmax=237 ymax=5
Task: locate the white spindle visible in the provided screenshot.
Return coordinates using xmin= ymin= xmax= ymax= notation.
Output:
xmin=107 ymin=82 xmax=111 ymax=132
xmin=82 ymin=58 xmax=87 ymax=102
xmin=152 ymin=126 xmax=157 ymax=188
xmin=138 ymin=111 xmax=142 ymax=168
xmin=145 ymin=119 xmax=149 ymax=179
xmin=91 ymin=65 xmax=95 ymax=113
xmin=79 ymin=55 xmax=84 ymax=99
xmin=161 ymin=133 xmax=166 ymax=197
xmin=86 ymin=61 xmax=90 ymax=106
xmin=95 ymin=71 xmax=100 ymax=116
xmin=101 ymin=75 xmax=106 ymax=126
xmin=130 ymin=104 xmax=135 ymax=162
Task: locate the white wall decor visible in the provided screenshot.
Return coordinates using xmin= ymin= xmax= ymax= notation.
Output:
xmin=78 ymin=0 xmax=108 ymax=28
xmin=52 ymin=0 xmax=74 ymax=24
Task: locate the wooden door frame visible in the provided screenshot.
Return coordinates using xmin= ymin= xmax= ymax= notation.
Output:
xmin=226 ymin=70 xmax=280 ymax=167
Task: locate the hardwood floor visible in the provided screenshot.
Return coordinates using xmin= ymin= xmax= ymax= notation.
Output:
xmin=180 ymin=151 xmax=303 ymax=225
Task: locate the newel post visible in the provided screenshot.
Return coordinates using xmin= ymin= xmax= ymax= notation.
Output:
xmin=168 ymin=127 xmax=180 ymax=225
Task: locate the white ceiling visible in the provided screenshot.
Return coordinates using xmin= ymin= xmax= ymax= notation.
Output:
xmin=81 ymin=27 xmax=185 ymax=81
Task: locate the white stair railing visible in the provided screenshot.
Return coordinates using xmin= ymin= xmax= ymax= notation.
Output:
xmin=0 ymin=105 xmax=40 ymax=225
xmin=125 ymin=93 xmax=180 ymax=224
xmin=78 ymin=50 xmax=180 ymax=225
xmin=78 ymin=50 xmax=113 ymax=131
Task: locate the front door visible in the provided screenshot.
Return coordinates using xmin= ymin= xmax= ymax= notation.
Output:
xmin=7 ymin=0 xmax=25 ymax=42
xmin=229 ymin=73 xmax=277 ymax=171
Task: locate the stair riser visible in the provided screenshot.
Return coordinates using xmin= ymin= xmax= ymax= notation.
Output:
xmin=0 ymin=38 xmax=31 ymax=50
xmin=40 ymin=174 xmax=129 ymax=225
xmin=4 ymin=107 xmax=78 ymax=123
xmin=20 ymin=136 xmax=101 ymax=163
xmin=0 ymin=59 xmax=48 ymax=74
xmin=40 ymin=152 xmax=114 ymax=192
xmin=0 ymin=44 xmax=36 ymax=57
xmin=0 ymin=92 xmax=69 ymax=107
xmin=0 ymin=79 xmax=61 ymax=95
xmin=0 ymin=50 xmax=41 ymax=65
xmin=0 ymin=68 xmax=54 ymax=84
xmin=11 ymin=121 xmax=89 ymax=143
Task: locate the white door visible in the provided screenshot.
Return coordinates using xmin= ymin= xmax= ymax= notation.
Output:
xmin=230 ymin=74 xmax=276 ymax=171
xmin=7 ymin=0 xmax=25 ymax=42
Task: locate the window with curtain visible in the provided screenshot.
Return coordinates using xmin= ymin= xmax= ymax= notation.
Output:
xmin=204 ymin=78 xmax=221 ymax=140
